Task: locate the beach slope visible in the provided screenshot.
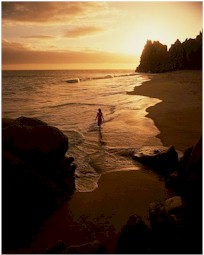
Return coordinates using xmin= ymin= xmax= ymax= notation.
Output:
xmin=129 ymin=70 xmax=202 ymax=152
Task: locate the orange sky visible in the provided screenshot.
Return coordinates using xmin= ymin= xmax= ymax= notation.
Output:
xmin=2 ymin=1 xmax=203 ymax=70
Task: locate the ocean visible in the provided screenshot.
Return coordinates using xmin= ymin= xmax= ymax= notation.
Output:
xmin=2 ymin=69 xmax=162 ymax=192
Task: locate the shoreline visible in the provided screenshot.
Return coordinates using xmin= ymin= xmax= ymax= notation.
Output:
xmin=129 ymin=70 xmax=202 ymax=152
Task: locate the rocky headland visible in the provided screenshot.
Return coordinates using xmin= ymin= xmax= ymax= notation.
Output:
xmin=136 ymin=32 xmax=202 ymax=73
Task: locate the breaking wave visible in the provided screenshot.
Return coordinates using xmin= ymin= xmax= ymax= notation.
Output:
xmin=65 ymin=72 xmax=138 ymax=84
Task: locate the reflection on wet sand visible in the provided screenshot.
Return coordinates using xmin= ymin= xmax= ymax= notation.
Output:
xmin=98 ymin=127 xmax=106 ymax=146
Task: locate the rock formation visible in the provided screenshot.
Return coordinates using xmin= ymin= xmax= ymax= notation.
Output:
xmin=115 ymin=215 xmax=150 ymax=254
xmin=2 ymin=117 xmax=76 ymax=250
xmin=122 ymin=138 xmax=202 ymax=254
xmin=132 ymin=145 xmax=180 ymax=176
xmin=136 ymin=32 xmax=202 ymax=73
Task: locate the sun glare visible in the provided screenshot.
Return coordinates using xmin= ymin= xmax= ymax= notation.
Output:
xmin=140 ymin=22 xmax=174 ymax=50
xmin=2 ymin=1 xmax=202 ymax=70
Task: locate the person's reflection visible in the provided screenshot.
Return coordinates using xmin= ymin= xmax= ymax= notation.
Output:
xmin=99 ymin=127 xmax=102 ymax=139
xmin=98 ymin=127 xmax=106 ymax=146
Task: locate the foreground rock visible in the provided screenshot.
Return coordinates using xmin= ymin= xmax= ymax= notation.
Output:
xmin=118 ymin=137 xmax=202 ymax=254
xmin=2 ymin=117 xmax=76 ymax=251
xmin=115 ymin=215 xmax=150 ymax=254
xmin=149 ymin=196 xmax=188 ymax=253
xmin=46 ymin=240 xmax=107 ymax=254
xmin=132 ymin=145 xmax=182 ymax=176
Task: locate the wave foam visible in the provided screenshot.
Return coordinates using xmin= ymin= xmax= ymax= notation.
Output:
xmin=66 ymin=78 xmax=80 ymax=83
xmin=64 ymin=72 xmax=138 ymax=84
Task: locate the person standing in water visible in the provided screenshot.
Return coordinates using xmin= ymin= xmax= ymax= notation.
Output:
xmin=95 ymin=108 xmax=104 ymax=127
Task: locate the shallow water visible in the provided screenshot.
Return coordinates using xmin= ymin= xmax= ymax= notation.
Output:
xmin=3 ymin=69 xmax=162 ymax=192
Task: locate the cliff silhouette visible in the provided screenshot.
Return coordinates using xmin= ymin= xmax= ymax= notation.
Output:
xmin=136 ymin=32 xmax=202 ymax=73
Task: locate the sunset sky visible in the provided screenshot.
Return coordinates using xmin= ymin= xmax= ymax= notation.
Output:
xmin=2 ymin=1 xmax=203 ymax=70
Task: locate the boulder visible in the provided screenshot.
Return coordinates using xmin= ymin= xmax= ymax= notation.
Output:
xmin=115 ymin=214 xmax=150 ymax=254
xmin=2 ymin=117 xmax=76 ymax=251
xmin=2 ymin=117 xmax=15 ymax=128
xmin=149 ymin=196 xmax=186 ymax=230
xmin=45 ymin=240 xmax=107 ymax=254
xmin=14 ymin=116 xmax=48 ymax=127
xmin=2 ymin=117 xmax=68 ymax=164
xmin=179 ymin=136 xmax=202 ymax=208
xmin=165 ymin=171 xmax=181 ymax=193
xmin=164 ymin=196 xmax=185 ymax=214
xmin=149 ymin=136 xmax=202 ymax=254
xmin=149 ymin=196 xmax=189 ymax=253
xmin=176 ymin=136 xmax=202 ymax=253
xmin=132 ymin=145 xmax=180 ymax=175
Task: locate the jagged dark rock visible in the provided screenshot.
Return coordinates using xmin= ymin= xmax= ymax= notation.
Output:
xmin=2 ymin=116 xmax=76 ymax=251
xmin=149 ymin=137 xmax=202 ymax=253
xmin=115 ymin=214 xmax=150 ymax=254
xmin=179 ymin=136 xmax=202 ymax=203
xmin=136 ymin=32 xmax=202 ymax=73
xmin=176 ymin=136 xmax=202 ymax=253
xmin=120 ymin=137 xmax=202 ymax=254
xmin=149 ymin=196 xmax=189 ymax=253
xmin=132 ymin=145 xmax=180 ymax=176
xmin=136 ymin=40 xmax=168 ymax=73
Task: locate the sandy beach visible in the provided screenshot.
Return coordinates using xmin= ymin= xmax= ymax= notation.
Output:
xmin=27 ymin=168 xmax=168 ymax=254
xmin=129 ymin=70 xmax=202 ymax=152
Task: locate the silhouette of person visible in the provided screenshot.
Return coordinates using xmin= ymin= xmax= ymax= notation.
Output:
xmin=95 ymin=108 xmax=104 ymax=127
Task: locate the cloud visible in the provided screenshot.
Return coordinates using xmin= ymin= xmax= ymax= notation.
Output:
xmin=64 ymin=26 xmax=105 ymax=38
xmin=2 ymin=40 xmax=136 ymax=65
xmin=2 ymin=39 xmax=31 ymax=51
xmin=20 ymin=35 xmax=55 ymax=39
xmin=2 ymin=2 xmax=108 ymax=24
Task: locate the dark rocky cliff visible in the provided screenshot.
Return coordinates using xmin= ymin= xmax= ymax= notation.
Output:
xmin=136 ymin=32 xmax=202 ymax=73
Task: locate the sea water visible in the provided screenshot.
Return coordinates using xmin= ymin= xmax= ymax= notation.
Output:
xmin=2 ymin=69 xmax=162 ymax=192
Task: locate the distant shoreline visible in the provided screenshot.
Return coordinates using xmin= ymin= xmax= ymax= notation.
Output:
xmin=128 ymin=70 xmax=202 ymax=152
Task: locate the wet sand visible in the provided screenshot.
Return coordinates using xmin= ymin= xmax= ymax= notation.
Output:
xmin=129 ymin=70 xmax=202 ymax=152
xmin=28 ymin=169 xmax=169 ymax=254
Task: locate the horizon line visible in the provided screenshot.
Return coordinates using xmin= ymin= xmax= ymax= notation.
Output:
xmin=2 ymin=68 xmax=136 ymax=71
